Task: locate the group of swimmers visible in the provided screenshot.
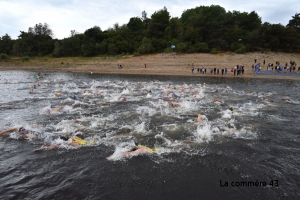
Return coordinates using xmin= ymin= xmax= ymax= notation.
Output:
xmin=1 ymin=72 xmax=298 ymax=160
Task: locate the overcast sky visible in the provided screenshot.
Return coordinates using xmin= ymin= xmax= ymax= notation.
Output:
xmin=0 ymin=0 xmax=299 ymax=39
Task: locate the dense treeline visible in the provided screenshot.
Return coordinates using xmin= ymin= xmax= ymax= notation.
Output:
xmin=1 ymin=5 xmax=300 ymax=59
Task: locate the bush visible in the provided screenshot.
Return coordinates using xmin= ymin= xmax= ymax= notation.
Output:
xmin=0 ymin=53 xmax=9 ymax=61
xmin=163 ymin=47 xmax=172 ymax=53
xmin=133 ymin=52 xmax=140 ymax=56
xmin=195 ymin=42 xmax=209 ymax=53
xmin=22 ymin=56 xmax=29 ymax=61
xmin=210 ymin=48 xmax=218 ymax=54
xmin=235 ymin=46 xmax=246 ymax=54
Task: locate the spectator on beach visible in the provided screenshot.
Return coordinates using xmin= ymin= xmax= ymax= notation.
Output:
xmin=191 ymin=67 xmax=194 ymax=74
xmin=254 ymin=58 xmax=257 ymax=63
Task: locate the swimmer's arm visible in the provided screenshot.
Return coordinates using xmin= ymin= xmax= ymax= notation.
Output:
xmin=0 ymin=127 xmax=19 ymax=136
xmin=33 ymin=144 xmax=60 ymax=151
xmin=52 ymin=105 xmax=66 ymax=113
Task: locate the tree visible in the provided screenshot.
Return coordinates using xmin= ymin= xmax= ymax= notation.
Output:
xmin=53 ymin=41 xmax=62 ymax=57
xmin=138 ymin=37 xmax=153 ymax=54
xmin=16 ymin=23 xmax=54 ymax=56
xmin=287 ymin=13 xmax=300 ymax=33
xmin=148 ymin=7 xmax=170 ymax=38
xmin=142 ymin=10 xmax=151 ymax=29
xmin=127 ymin=17 xmax=144 ymax=32
xmin=0 ymin=34 xmax=13 ymax=55
xmin=28 ymin=23 xmax=54 ymax=37
xmin=70 ymin=30 xmax=80 ymax=37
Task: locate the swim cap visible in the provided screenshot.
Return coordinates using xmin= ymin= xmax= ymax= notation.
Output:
xmin=75 ymin=134 xmax=84 ymax=139
xmin=56 ymin=93 xmax=61 ymax=97
xmin=19 ymin=127 xmax=26 ymax=132
xmin=60 ymin=136 xmax=69 ymax=141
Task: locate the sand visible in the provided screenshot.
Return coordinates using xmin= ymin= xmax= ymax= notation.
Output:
xmin=0 ymin=52 xmax=299 ymax=80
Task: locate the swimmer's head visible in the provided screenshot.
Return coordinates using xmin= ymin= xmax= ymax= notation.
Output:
xmin=56 ymin=93 xmax=61 ymax=97
xmin=19 ymin=127 xmax=28 ymax=134
xmin=229 ymin=107 xmax=233 ymax=111
xmin=46 ymin=108 xmax=51 ymax=114
xmin=19 ymin=127 xmax=25 ymax=132
xmin=60 ymin=135 xmax=69 ymax=141
xmin=71 ymin=95 xmax=77 ymax=100
xmin=75 ymin=134 xmax=84 ymax=139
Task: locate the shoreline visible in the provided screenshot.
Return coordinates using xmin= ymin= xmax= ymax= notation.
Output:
xmin=0 ymin=52 xmax=299 ymax=81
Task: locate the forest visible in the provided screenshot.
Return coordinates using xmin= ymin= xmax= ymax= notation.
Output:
xmin=0 ymin=5 xmax=300 ymax=60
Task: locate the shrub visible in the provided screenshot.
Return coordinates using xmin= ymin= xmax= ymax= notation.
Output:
xmin=195 ymin=42 xmax=209 ymax=53
xmin=133 ymin=51 xmax=140 ymax=56
xmin=210 ymin=48 xmax=218 ymax=54
xmin=235 ymin=46 xmax=246 ymax=54
xmin=22 ymin=56 xmax=29 ymax=61
xmin=0 ymin=53 xmax=9 ymax=61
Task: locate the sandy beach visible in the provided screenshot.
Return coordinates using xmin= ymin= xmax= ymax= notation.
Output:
xmin=0 ymin=52 xmax=299 ymax=80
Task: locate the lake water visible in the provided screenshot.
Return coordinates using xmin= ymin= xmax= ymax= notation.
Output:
xmin=0 ymin=71 xmax=299 ymax=199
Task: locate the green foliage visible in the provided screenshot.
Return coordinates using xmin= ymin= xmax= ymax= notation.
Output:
xmin=22 ymin=56 xmax=29 ymax=61
xmin=148 ymin=7 xmax=170 ymax=38
xmin=127 ymin=17 xmax=144 ymax=32
xmin=163 ymin=47 xmax=172 ymax=53
xmin=210 ymin=48 xmax=218 ymax=54
xmin=195 ymin=42 xmax=209 ymax=53
xmin=2 ymin=7 xmax=300 ymax=57
xmin=235 ymin=46 xmax=246 ymax=54
xmin=0 ymin=53 xmax=9 ymax=61
xmin=52 ymin=41 xmax=62 ymax=57
xmin=138 ymin=37 xmax=153 ymax=54
xmin=133 ymin=51 xmax=140 ymax=56
xmin=287 ymin=13 xmax=300 ymax=33
xmin=108 ymin=44 xmax=118 ymax=55
xmin=230 ymin=42 xmax=244 ymax=51
xmin=176 ymin=42 xmax=188 ymax=52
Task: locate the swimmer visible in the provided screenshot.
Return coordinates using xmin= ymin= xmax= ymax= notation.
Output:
xmin=281 ymin=97 xmax=296 ymax=104
xmin=168 ymin=100 xmax=180 ymax=107
xmin=118 ymin=96 xmax=127 ymax=101
xmin=0 ymin=127 xmax=35 ymax=138
xmin=121 ymin=145 xmax=153 ymax=156
xmin=4 ymin=78 xmax=8 ymax=84
xmin=281 ymin=97 xmax=291 ymax=101
xmin=29 ymin=85 xmax=36 ymax=94
xmin=33 ymin=134 xmax=86 ymax=151
xmin=172 ymin=93 xmax=180 ymax=99
xmin=106 ymin=144 xmax=154 ymax=160
xmin=211 ymin=99 xmax=224 ymax=104
xmin=260 ymin=98 xmax=275 ymax=103
xmin=46 ymin=105 xmax=66 ymax=114
xmin=81 ymin=89 xmax=93 ymax=94
xmin=197 ymin=114 xmax=203 ymax=123
xmin=71 ymin=94 xmax=80 ymax=101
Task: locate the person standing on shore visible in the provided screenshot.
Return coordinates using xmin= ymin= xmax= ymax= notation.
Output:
xmin=144 ymin=63 xmax=146 ymax=68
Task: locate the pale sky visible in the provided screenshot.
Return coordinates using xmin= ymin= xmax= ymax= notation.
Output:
xmin=0 ymin=0 xmax=299 ymax=39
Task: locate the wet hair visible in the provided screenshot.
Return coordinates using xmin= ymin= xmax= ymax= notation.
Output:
xmin=130 ymin=146 xmax=138 ymax=152
xmin=60 ymin=136 xmax=69 ymax=141
xmin=19 ymin=127 xmax=26 ymax=132
xmin=75 ymin=134 xmax=84 ymax=139
xmin=134 ymin=141 xmax=139 ymax=146
xmin=229 ymin=107 xmax=233 ymax=111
